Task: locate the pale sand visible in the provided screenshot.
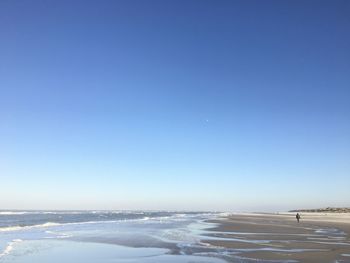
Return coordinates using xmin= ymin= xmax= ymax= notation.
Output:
xmin=204 ymin=213 xmax=350 ymax=263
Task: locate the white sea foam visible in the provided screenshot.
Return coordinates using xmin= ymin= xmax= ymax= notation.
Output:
xmin=0 ymin=211 xmax=28 ymax=215
xmin=0 ymin=211 xmax=116 ymax=215
xmin=0 ymin=216 xmax=165 ymax=233
xmin=0 ymin=222 xmax=63 ymax=232
xmin=0 ymin=239 xmax=23 ymax=258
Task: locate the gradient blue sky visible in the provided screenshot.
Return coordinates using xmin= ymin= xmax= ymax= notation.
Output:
xmin=1 ymin=0 xmax=349 ymax=211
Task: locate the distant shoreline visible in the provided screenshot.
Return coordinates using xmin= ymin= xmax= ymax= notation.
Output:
xmin=289 ymin=207 xmax=350 ymax=213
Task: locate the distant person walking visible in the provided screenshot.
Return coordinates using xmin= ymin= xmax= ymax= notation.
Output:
xmin=296 ymin=213 xmax=301 ymax=223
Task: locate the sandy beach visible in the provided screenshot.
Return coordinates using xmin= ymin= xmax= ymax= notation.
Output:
xmin=204 ymin=213 xmax=350 ymax=263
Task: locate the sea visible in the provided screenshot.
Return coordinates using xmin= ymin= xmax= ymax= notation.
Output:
xmin=0 ymin=210 xmax=228 ymax=263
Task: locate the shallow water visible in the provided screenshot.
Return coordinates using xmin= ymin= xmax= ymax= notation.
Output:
xmin=1 ymin=240 xmax=227 ymax=263
xmin=0 ymin=211 xmax=228 ymax=262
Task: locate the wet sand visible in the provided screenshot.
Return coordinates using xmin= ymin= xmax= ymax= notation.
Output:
xmin=204 ymin=213 xmax=350 ymax=263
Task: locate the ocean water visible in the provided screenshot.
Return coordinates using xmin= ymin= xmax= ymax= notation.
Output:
xmin=0 ymin=211 xmax=227 ymax=263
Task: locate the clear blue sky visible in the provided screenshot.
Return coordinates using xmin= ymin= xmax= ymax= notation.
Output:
xmin=1 ymin=0 xmax=349 ymax=211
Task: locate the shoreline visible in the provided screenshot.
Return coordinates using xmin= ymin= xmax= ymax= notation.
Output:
xmin=203 ymin=213 xmax=350 ymax=262
xmin=1 ymin=211 xmax=350 ymax=262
